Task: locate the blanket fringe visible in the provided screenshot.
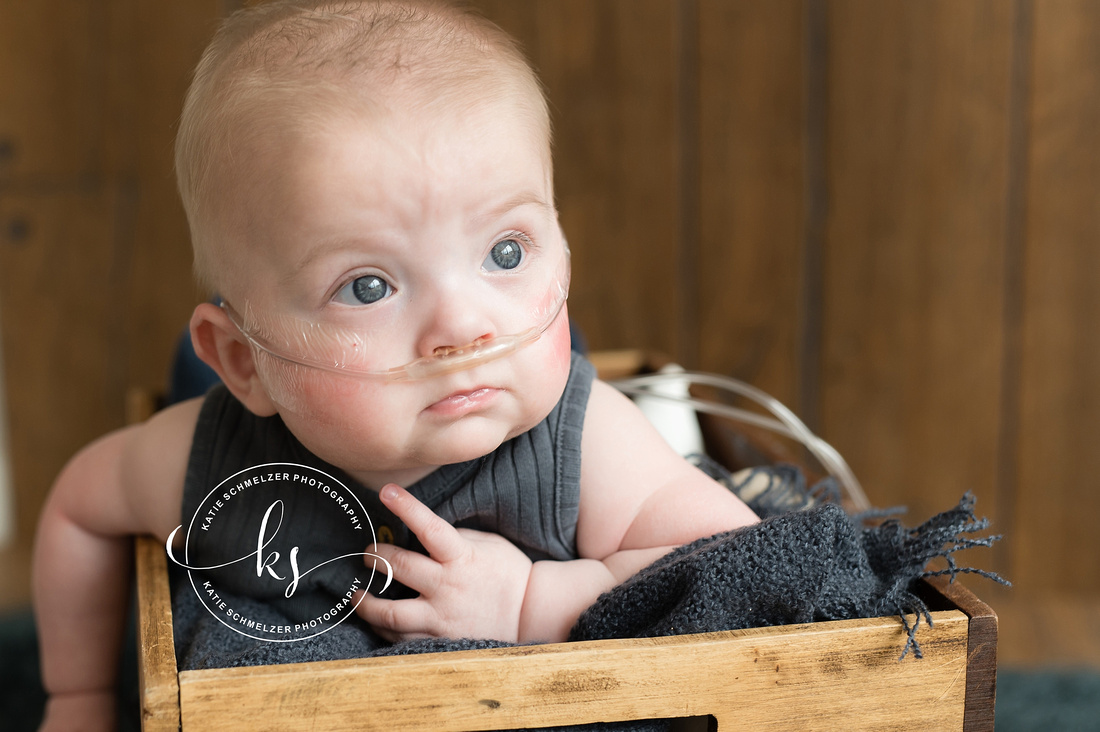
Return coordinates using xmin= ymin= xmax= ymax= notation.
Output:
xmin=871 ymin=492 xmax=1009 ymax=659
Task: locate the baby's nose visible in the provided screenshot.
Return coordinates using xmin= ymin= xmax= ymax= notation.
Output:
xmin=416 ymin=290 xmax=496 ymax=359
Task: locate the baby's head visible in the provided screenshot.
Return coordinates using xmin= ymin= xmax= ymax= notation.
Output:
xmin=179 ymin=0 xmax=574 ymax=488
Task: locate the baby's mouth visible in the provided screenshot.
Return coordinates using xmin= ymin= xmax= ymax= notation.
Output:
xmin=424 ymin=387 xmax=501 ymax=417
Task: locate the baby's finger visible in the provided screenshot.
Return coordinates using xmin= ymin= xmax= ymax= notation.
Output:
xmin=378 ymin=483 xmax=465 ymax=563
xmin=370 ymin=622 xmax=402 ymax=644
xmin=354 ymin=590 xmax=435 ymax=639
xmin=365 ymin=542 xmax=440 ymax=595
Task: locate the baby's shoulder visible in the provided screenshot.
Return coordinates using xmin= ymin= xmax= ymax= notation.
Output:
xmin=122 ymin=398 xmax=203 ymax=538
xmin=63 ymin=397 xmax=203 ymax=542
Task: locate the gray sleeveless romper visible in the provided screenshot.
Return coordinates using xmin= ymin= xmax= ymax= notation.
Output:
xmin=178 ymin=351 xmax=595 ymax=623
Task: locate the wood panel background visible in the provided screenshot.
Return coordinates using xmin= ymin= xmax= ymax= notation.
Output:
xmin=1 ymin=0 xmax=1098 ymax=663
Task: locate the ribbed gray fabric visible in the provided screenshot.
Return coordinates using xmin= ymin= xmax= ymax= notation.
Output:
xmin=178 ymin=352 xmax=594 ymax=622
xmin=409 ymin=353 xmax=592 ymax=562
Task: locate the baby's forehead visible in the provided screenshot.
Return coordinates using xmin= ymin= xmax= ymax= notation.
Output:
xmin=224 ymin=75 xmax=551 ymax=184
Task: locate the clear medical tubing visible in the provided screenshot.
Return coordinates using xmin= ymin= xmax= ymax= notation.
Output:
xmin=610 ymin=371 xmax=870 ymax=512
xmin=221 ymin=249 xmax=571 ymax=382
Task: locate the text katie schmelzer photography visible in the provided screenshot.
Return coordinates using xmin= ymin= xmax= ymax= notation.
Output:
xmin=166 ymin=462 xmax=391 ymax=642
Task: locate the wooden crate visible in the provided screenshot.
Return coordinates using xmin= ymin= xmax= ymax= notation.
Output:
xmin=135 ymin=534 xmax=998 ymax=726
xmin=136 ymin=535 xmax=996 ymax=731
xmin=131 ymin=353 xmax=998 ymax=730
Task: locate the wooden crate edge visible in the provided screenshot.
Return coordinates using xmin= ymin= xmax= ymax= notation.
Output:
xmin=136 ymin=534 xmax=181 ymax=731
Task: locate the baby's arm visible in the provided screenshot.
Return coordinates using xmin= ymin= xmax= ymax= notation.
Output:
xmin=518 ymin=379 xmax=759 ymax=640
xmin=33 ymin=400 xmax=197 ymax=732
xmin=358 ymin=379 xmax=757 ymax=644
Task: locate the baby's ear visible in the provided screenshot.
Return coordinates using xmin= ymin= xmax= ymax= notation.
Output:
xmin=189 ymin=302 xmax=278 ymax=417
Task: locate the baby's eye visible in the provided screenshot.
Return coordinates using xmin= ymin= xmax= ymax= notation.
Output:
xmin=484 ymin=238 xmax=524 ymax=271
xmin=333 ymin=274 xmax=393 ymax=305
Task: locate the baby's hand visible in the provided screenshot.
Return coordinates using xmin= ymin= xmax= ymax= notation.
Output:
xmin=355 ymin=483 xmax=533 ymax=643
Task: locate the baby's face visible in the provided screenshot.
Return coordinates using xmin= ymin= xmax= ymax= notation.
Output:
xmin=221 ymin=94 xmax=572 ymax=489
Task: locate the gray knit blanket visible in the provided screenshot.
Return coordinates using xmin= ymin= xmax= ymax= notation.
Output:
xmin=171 ymin=467 xmax=1004 ymax=730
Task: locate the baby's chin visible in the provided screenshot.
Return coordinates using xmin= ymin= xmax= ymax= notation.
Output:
xmin=416 ymin=413 xmax=534 ymax=465
xmin=331 ymin=430 xmax=511 ymax=489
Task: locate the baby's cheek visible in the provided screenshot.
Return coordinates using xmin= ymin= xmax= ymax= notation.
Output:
xmin=535 ymin=312 xmax=575 ymax=413
xmin=546 ymin=306 xmax=573 ymax=366
xmin=261 ymin=360 xmax=371 ymax=423
xmin=276 ymin=377 xmax=402 ymax=462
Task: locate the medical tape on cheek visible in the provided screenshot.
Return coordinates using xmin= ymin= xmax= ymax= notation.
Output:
xmin=221 ymin=246 xmax=571 ymax=382
xmin=253 ymin=351 xmax=317 ymax=416
xmin=223 ymin=302 xmax=385 ymax=373
xmin=217 ymin=303 xmax=373 ymax=415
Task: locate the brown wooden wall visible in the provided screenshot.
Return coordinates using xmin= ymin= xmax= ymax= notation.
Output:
xmin=2 ymin=1 xmax=1098 ymax=623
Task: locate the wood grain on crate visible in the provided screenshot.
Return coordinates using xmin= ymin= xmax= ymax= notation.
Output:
xmin=135 ymin=533 xmax=181 ymax=731
xmin=173 ymin=610 xmax=969 ymax=731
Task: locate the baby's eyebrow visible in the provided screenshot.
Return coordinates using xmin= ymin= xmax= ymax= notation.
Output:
xmin=471 ymin=192 xmax=554 ymax=229
xmin=286 ymin=240 xmax=377 ymax=282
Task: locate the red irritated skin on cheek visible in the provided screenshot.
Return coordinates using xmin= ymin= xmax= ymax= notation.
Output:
xmin=544 ymin=302 xmax=573 ymax=368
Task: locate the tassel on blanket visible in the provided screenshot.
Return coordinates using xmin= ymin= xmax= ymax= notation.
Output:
xmin=860 ymin=492 xmax=1010 ymax=659
xmin=692 ymin=461 xmax=1009 ymax=659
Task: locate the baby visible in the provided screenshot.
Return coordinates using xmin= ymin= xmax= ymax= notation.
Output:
xmin=32 ymin=1 xmax=758 ymax=729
